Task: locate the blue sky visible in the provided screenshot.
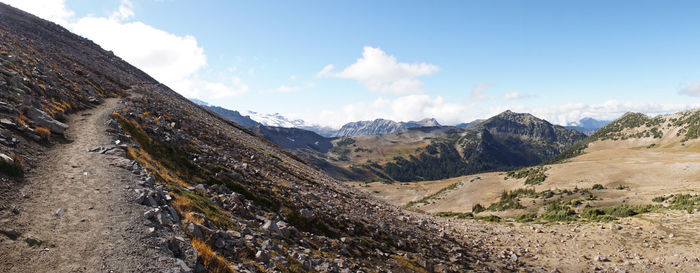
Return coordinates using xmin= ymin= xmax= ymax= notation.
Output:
xmin=4 ymin=0 xmax=700 ymax=127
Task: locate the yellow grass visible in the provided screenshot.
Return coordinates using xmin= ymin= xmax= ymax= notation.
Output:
xmin=192 ymin=238 xmax=236 ymax=273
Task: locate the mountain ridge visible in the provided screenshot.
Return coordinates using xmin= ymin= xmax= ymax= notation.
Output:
xmin=333 ymin=118 xmax=441 ymax=137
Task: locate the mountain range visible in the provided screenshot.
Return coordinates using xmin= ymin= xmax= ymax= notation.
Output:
xmin=333 ymin=118 xmax=440 ymax=137
xmin=292 ymin=110 xmax=587 ymax=182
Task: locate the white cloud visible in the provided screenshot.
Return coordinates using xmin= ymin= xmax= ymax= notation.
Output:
xmin=679 ymin=82 xmax=700 ymax=97
xmin=1 ymin=0 xmax=73 ymax=25
xmin=488 ymin=100 xmax=700 ymax=126
xmin=302 ymin=94 xmax=464 ymax=128
xmin=1 ymin=0 xmax=247 ymax=99
xmin=501 ymin=92 xmax=532 ymax=100
xmin=317 ymin=46 xmax=439 ymax=94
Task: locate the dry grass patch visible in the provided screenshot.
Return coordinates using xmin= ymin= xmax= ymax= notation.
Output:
xmin=192 ymin=238 xmax=236 ymax=273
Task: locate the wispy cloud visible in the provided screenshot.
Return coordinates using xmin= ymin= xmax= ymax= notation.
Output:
xmin=679 ymin=82 xmax=700 ymax=97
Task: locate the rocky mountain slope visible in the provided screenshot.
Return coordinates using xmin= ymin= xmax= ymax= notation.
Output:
xmin=315 ymin=111 xmax=586 ymax=182
xmin=202 ymin=105 xmax=261 ymax=127
xmin=334 ymin=118 xmax=440 ymax=137
xmin=0 ymin=3 xmax=526 ymax=272
xmin=248 ymin=125 xmax=333 ymax=153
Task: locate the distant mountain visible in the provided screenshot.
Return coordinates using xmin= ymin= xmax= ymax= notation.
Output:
xmin=188 ymin=100 xmax=338 ymax=136
xmin=246 ymin=111 xmax=306 ymax=127
xmin=455 ymin=119 xmax=485 ymax=129
xmin=189 ymin=98 xmax=261 ymax=127
xmin=565 ymin=117 xmax=612 ymax=135
xmin=467 ymin=110 xmax=588 ymax=162
xmin=333 ymin=118 xmax=440 ymax=137
xmin=249 ymin=125 xmax=333 ymax=153
xmin=309 ymin=110 xmax=587 ymax=182
xmin=206 ymin=106 xmax=261 ymax=127
xmin=246 ymin=111 xmax=338 ymax=137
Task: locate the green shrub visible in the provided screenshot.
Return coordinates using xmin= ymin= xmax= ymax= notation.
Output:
xmin=652 ymin=195 xmax=670 ymax=203
xmin=541 ymin=203 xmax=576 ymax=221
xmin=591 ymin=184 xmax=605 ymax=190
xmin=487 ymin=191 xmax=525 ymax=211
xmin=514 ymin=212 xmax=538 ymax=223
xmin=475 ymin=215 xmax=501 ymax=222
xmin=436 ymin=211 xmax=473 ymax=219
xmin=581 ymin=204 xmax=657 ymax=222
xmin=505 ymin=166 xmax=548 ymax=185
xmin=472 ymin=203 xmax=485 ymax=213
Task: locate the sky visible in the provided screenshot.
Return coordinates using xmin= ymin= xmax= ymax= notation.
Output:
xmin=3 ymin=0 xmax=700 ymax=128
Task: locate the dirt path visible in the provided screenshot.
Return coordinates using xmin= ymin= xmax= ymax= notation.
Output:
xmin=0 ymin=99 xmax=187 ymax=272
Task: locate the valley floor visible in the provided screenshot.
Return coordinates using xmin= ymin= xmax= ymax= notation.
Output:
xmin=352 ymin=138 xmax=700 ymax=272
xmin=0 ymin=99 xmax=191 ymax=272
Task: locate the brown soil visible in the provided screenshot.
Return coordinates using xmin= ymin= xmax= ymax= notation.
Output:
xmin=0 ymin=99 xmax=186 ymax=272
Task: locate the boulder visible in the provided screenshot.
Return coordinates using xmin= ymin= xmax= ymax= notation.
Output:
xmin=0 ymin=153 xmax=14 ymax=165
xmin=262 ymin=220 xmax=281 ymax=235
xmin=26 ymin=107 xmax=68 ymax=134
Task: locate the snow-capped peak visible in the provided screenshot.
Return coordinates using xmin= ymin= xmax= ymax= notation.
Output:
xmin=246 ymin=111 xmax=308 ymax=128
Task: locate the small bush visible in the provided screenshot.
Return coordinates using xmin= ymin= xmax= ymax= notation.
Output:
xmin=541 ymin=202 xmax=576 ymax=221
xmin=514 ymin=212 xmax=538 ymax=223
xmin=472 ymin=203 xmax=485 ymax=213
xmin=475 ymin=215 xmax=501 ymax=222
xmin=652 ymin=195 xmax=670 ymax=203
xmin=505 ymin=166 xmax=549 ymax=185
xmin=487 ymin=191 xmax=525 ymax=211
xmin=35 ymin=126 xmax=51 ymax=141
xmin=581 ymin=204 xmax=657 ymax=222
xmin=615 ymin=184 xmax=630 ymax=190
xmin=436 ymin=211 xmax=473 ymax=219
xmin=591 ymin=184 xmax=605 ymax=190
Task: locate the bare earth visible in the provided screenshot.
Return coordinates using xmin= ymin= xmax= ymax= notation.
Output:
xmin=0 ymin=99 xmax=184 ymax=273
xmin=354 ymin=136 xmax=700 ymax=272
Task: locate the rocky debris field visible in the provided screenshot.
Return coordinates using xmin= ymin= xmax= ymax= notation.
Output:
xmin=443 ymin=210 xmax=700 ymax=272
xmin=110 ymin=84 xmax=536 ymax=272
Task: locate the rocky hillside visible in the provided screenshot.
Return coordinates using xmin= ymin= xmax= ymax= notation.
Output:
xmin=0 ymin=3 xmax=525 ymax=272
xmin=334 ymin=118 xmax=440 ymax=137
xmin=314 ymin=111 xmax=586 ymax=182
xmin=554 ymin=109 xmax=700 ymax=162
